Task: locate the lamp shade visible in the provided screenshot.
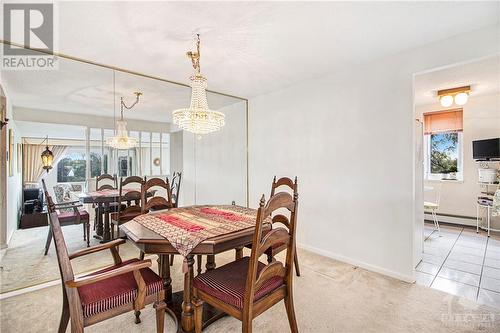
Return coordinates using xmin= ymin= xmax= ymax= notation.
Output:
xmin=41 ymin=145 xmax=54 ymax=172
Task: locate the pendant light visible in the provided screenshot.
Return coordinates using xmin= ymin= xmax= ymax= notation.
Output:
xmin=106 ymin=71 xmax=142 ymax=149
xmin=172 ymin=34 xmax=225 ymax=136
xmin=40 ymin=136 xmax=54 ymax=172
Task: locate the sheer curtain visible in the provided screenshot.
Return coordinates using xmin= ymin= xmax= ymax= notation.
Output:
xmin=23 ymin=144 xmax=68 ymax=185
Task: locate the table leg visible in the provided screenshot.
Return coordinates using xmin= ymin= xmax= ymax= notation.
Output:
xmin=205 ymin=255 xmax=216 ymax=271
xmin=95 ymin=203 xmax=103 ymax=238
xmin=102 ymin=202 xmax=111 ymax=243
xmin=235 ymin=246 xmax=243 ymax=260
xmin=158 ymin=254 xmax=172 ymax=302
xmin=181 ymin=255 xmax=195 ymax=332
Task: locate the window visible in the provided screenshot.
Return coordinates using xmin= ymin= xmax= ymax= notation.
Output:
xmin=424 ymin=110 xmax=463 ymax=180
xmin=57 ymin=147 xmax=86 ymax=182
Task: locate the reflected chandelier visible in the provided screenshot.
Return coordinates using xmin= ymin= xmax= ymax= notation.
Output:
xmin=106 ymin=92 xmax=142 ymax=149
xmin=172 ymin=34 xmax=225 ymax=135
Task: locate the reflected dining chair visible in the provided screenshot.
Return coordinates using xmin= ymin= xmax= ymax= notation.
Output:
xmin=93 ymin=173 xmax=121 ymax=232
xmin=139 ymin=177 xmax=175 ymax=261
xmin=110 ymin=176 xmax=145 ymax=240
xmin=141 ymin=177 xmax=174 ymax=213
xmin=47 ymin=209 xmax=167 ymax=333
xmin=193 ymin=192 xmax=299 ymax=333
xmin=42 ymin=179 xmax=90 ymax=255
xmin=96 ymin=173 xmax=117 ymax=191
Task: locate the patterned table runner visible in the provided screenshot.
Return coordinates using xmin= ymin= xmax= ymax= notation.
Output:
xmin=132 ymin=205 xmax=269 ymax=258
xmin=85 ymin=188 xmax=133 ymax=200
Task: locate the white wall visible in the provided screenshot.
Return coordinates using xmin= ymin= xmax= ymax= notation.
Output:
xmin=194 ymin=101 xmax=247 ymax=206
xmin=248 ymin=25 xmax=500 ymax=282
xmin=417 ymin=93 xmax=500 ymax=227
xmin=179 ymin=101 xmax=247 ymax=207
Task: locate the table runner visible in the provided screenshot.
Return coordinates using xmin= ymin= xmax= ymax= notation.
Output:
xmin=85 ymin=188 xmax=133 ymax=200
xmin=132 ymin=205 xmax=269 ymax=258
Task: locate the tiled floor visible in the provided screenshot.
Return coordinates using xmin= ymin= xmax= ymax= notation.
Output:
xmin=416 ymin=222 xmax=500 ymax=308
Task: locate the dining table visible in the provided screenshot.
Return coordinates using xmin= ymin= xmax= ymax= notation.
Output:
xmin=79 ymin=188 xmax=143 ymax=243
xmin=120 ymin=204 xmax=272 ymax=333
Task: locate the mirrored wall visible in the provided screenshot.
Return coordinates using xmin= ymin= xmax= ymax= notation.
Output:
xmin=4 ymin=51 xmax=248 ymax=207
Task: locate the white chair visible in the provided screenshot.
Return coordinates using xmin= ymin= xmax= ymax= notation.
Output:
xmin=424 ymin=183 xmax=442 ymax=236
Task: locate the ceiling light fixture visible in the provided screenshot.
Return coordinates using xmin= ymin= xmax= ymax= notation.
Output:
xmin=106 ymin=91 xmax=142 ymax=150
xmin=40 ymin=136 xmax=54 ymax=173
xmin=437 ymin=85 xmax=470 ymax=107
xmin=172 ymin=34 xmax=225 ymax=136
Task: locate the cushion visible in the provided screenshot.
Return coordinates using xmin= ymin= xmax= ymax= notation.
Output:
xmin=193 ymin=257 xmax=284 ymax=309
xmin=53 ymin=184 xmax=72 ymax=203
xmin=78 ymin=258 xmax=163 ymax=318
xmin=57 ymin=209 xmax=90 ymax=223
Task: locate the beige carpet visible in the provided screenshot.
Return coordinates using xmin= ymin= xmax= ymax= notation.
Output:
xmin=0 ymin=223 xmax=143 ymax=293
xmin=1 ymin=248 xmax=499 ymax=333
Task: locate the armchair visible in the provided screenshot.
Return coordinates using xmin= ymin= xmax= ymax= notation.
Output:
xmin=42 ymin=179 xmax=91 ymax=255
xmin=48 ymin=212 xmax=167 ymax=333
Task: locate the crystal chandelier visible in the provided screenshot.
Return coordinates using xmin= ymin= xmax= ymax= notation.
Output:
xmin=173 ymin=35 xmax=225 ymax=135
xmin=106 ymin=92 xmax=142 ymax=149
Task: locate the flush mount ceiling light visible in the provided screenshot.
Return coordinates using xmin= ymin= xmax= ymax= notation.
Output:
xmin=172 ymin=34 xmax=225 ymax=136
xmin=438 ymin=85 xmax=470 ymax=107
xmin=106 ymin=91 xmax=142 ymax=150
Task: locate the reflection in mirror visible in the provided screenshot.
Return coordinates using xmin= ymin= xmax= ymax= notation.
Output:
xmin=0 ymin=46 xmax=248 ymax=294
xmin=3 ymin=49 xmax=248 ymax=207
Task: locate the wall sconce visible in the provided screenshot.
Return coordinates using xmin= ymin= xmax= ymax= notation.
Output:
xmin=40 ymin=136 xmax=54 ymax=172
xmin=438 ymin=85 xmax=470 ymax=107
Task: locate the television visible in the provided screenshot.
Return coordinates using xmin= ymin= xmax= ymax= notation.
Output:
xmin=473 ymin=138 xmax=500 ymax=160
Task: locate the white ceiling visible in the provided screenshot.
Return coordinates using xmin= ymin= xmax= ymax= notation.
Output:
xmin=414 ymin=55 xmax=500 ymax=106
xmin=2 ymin=1 xmax=499 ymax=121
xmin=1 ymin=57 xmax=242 ymax=122
xmin=54 ymin=1 xmax=499 ymax=97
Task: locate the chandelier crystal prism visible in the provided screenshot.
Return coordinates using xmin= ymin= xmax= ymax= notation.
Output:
xmin=106 ymin=92 xmax=141 ymax=149
xmin=173 ymin=35 xmax=225 ymax=135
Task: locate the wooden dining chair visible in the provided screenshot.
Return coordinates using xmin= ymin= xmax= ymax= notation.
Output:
xmin=269 ymin=176 xmax=300 ymax=276
xmin=96 ymin=173 xmax=117 ymax=191
xmin=47 ymin=209 xmax=167 ymax=333
xmin=42 ymin=179 xmax=91 ymax=255
xmin=110 ymin=176 xmax=145 ymax=240
xmin=236 ymin=176 xmax=301 ymax=277
xmin=170 ymin=171 xmax=182 ymax=208
xmin=193 ymin=192 xmax=299 ymax=333
xmin=141 ymin=177 xmax=174 ymax=213
xmin=139 ymin=177 xmax=174 ymax=261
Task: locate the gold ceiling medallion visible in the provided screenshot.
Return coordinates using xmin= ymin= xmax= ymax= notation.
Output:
xmin=437 ymin=85 xmax=470 ymax=107
xmin=172 ymin=34 xmax=225 ymax=136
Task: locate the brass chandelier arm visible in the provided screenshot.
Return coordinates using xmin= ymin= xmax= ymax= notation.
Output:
xmin=187 ymin=34 xmax=201 ymax=74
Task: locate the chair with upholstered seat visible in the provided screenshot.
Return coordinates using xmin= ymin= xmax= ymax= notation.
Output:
xmin=47 ymin=206 xmax=166 ymax=333
xmin=193 ymin=192 xmax=299 ymax=333
xmin=110 ymin=176 xmax=145 ymax=240
xmin=42 ymin=179 xmax=91 ymax=255
xmin=236 ymin=176 xmax=300 ymax=277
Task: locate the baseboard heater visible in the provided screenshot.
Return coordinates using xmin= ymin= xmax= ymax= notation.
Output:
xmin=424 ymin=212 xmax=477 ymax=227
